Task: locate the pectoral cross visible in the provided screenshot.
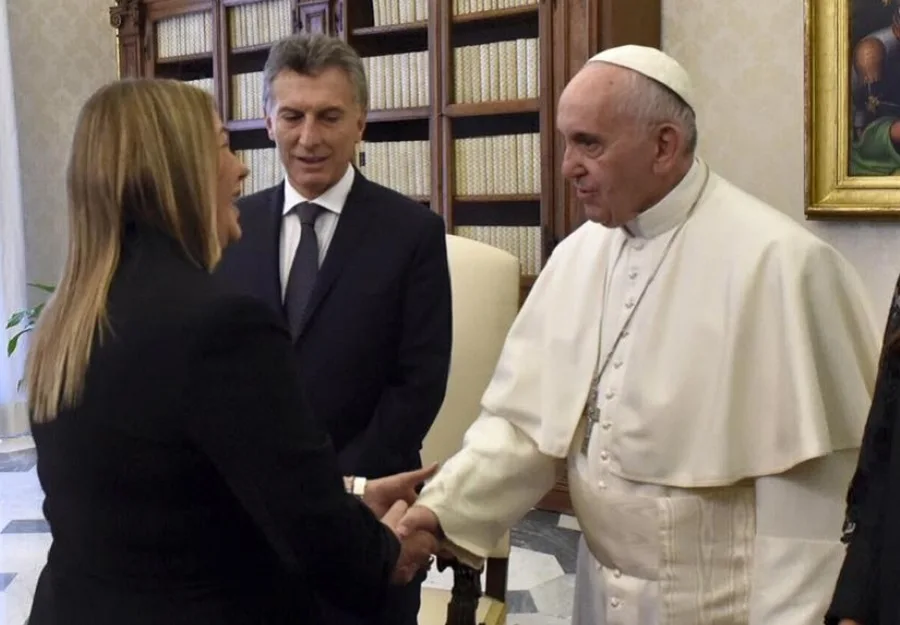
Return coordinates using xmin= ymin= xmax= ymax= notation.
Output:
xmin=580 ymin=379 xmax=601 ymax=455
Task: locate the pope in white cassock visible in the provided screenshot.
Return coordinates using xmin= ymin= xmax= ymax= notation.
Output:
xmin=399 ymin=46 xmax=883 ymax=624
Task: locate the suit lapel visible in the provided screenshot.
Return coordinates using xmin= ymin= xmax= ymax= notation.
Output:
xmin=244 ymin=184 xmax=285 ymax=317
xmin=295 ymin=174 xmax=375 ymax=338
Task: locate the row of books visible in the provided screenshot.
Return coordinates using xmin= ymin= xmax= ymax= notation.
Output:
xmin=357 ymin=141 xmax=431 ymax=198
xmin=453 ymin=0 xmax=540 ymax=16
xmin=232 ymin=72 xmax=264 ymax=121
xmin=185 ymin=77 xmax=215 ymax=96
xmin=454 ymin=39 xmax=539 ymax=103
xmin=454 ymin=134 xmax=541 ymax=196
xmin=363 ymin=52 xmax=430 ymax=111
xmin=228 ymin=0 xmax=293 ymax=51
xmin=371 ymin=0 xmax=429 ymax=26
xmin=156 ymin=10 xmax=212 ymax=59
xmin=454 ymin=226 xmax=542 ymax=276
xmin=236 ymin=149 xmax=282 ymax=196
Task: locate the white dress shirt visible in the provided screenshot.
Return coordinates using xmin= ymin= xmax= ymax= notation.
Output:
xmin=279 ymin=164 xmax=355 ymax=300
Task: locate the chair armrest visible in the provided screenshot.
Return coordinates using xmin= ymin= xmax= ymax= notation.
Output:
xmin=437 ymin=556 xmax=483 ymax=625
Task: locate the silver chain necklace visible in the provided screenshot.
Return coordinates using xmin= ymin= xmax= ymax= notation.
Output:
xmin=581 ymin=164 xmax=711 ymax=455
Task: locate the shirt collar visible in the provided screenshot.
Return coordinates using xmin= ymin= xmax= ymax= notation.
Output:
xmin=624 ymin=158 xmax=707 ymax=240
xmin=282 ymin=163 xmax=355 ymax=217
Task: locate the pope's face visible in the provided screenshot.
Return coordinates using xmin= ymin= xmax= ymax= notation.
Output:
xmin=557 ymin=63 xmax=664 ymax=228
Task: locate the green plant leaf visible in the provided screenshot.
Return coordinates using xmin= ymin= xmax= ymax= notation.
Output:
xmin=7 ymin=328 xmax=29 ymax=357
xmin=26 ymin=303 xmax=45 ymax=324
xmin=6 ymin=311 xmax=25 ymax=329
xmin=27 ymin=282 xmax=55 ymax=293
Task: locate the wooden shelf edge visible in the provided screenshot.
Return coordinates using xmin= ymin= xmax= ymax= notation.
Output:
xmin=222 ymin=0 xmax=265 ymax=7
xmin=444 ymin=99 xmax=540 ymax=117
xmin=366 ymin=106 xmax=430 ymax=122
xmin=226 ymin=118 xmax=267 ymax=132
xmin=453 ymin=4 xmax=539 ymax=24
xmin=353 ymin=21 xmax=428 ymax=37
xmin=156 ymin=52 xmax=213 ymax=66
xmin=230 ymin=43 xmax=272 ymax=56
xmin=453 ymin=194 xmax=540 ymax=203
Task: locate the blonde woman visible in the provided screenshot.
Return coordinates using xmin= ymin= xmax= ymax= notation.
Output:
xmin=24 ymin=79 xmax=436 ymax=625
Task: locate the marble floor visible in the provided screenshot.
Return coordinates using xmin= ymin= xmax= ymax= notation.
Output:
xmin=0 ymin=435 xmax=577 ymax=625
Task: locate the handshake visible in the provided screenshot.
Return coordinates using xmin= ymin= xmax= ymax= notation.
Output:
xmin=357 ymin=463 xmax=446 ymax=585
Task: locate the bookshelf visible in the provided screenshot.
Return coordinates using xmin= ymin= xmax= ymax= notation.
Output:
xmin=110 ymin=0 xmax=661 ymax=515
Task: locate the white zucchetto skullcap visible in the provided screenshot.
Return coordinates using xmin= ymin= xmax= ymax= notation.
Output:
xmin=587 ymin=45 xmax=695 ymax=112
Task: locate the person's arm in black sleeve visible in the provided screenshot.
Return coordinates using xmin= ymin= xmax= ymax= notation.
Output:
xmin=182 ymin=294 xmax=401 ymax=613
xmin=826 ymin=281 xmax=900 ymax=625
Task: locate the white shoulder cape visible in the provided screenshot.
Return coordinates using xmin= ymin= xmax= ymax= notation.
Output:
xmin=480 ymin=172 xmax=881 ymax=487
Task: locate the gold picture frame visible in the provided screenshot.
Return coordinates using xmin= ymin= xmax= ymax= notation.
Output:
xmin=806 ymin=0 xmax=900 ymax=218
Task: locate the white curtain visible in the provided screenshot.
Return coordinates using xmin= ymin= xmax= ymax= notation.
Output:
xmin=0 ymin=0 xmax=29 ymax=437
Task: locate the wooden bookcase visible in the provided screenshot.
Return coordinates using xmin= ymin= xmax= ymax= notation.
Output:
xmin=109 ymin=0 xmax=660 ymax=515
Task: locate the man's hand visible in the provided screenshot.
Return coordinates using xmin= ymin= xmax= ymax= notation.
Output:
xmin=380 ymin=500 xmax=439 ymax=584
xmin=397 ymin=504 xmax=442 ymax=539
xmin=363 ymin=462 xmax=438 ymax=519
xmin=838 ymin=620 xmax=862 ymax=625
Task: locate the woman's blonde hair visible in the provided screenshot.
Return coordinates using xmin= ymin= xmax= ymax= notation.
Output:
xmin=26 ymin=78 xmax=222 ymax=423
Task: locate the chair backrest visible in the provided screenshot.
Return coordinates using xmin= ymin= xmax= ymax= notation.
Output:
xmin=421 ymin=235 xmax=520 ymax=468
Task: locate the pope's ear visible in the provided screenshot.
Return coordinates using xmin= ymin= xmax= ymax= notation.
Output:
xmin=653 ymin=122 xmax=684 ymax=169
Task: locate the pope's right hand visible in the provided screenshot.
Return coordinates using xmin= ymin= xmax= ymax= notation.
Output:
xmin=838 ymin=620 xmax=862 ymax=625
xmin=381 ymin=500 xmax=439 ymax=584
xmin=396 ymin=504 xmax=441 ymax=539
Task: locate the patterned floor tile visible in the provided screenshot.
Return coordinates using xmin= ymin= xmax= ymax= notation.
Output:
xmin=506 ymin=589 xmax=538 ymax=614
xmin=0 ymin=450 xmax=36 ymax=473
xmin=529 ymin=573 xmax=576 ymax=618
xmin=511 ymin=511 xmax=581 ymax=575
xmin=2 ymin=520 xmax=49 ymax=534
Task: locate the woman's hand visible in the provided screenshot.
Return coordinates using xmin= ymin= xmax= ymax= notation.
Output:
xmin=380 ymin=500 xmax=438 ymax=584
xmin=362 ymin=463 xmax=439 ymax=519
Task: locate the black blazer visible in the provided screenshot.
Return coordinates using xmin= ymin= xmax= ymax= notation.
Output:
xmin=216 ymin=171 xmax=452 ymax=479
xmin=27 ymin=224 xmax=400 ymax=625
xmin=827 ymin=274 xmax=900 ymax=625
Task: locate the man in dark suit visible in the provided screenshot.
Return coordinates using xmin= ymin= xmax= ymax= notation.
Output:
xmin=215 ymin=33 xmax=452 ymax=625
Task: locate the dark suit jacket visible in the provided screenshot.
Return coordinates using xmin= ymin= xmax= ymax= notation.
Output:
xmin=216 ymin=171 xmax=452 ymax=479
xmin=27 ymin=224 xmax=400 ymax=625
xmin=827 ymin=273 xmax=900 ymax=625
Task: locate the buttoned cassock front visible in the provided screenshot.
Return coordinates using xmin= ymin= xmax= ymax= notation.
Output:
xmin=417 ymin=159 xmax=881 ymax=624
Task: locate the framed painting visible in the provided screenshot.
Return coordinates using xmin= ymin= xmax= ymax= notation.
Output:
xmin=806 ymin=0 xmax=900 ymax=218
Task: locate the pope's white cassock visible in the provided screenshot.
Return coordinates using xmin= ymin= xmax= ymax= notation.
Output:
xmin=416 ymin=50 xmax=882 ymax=625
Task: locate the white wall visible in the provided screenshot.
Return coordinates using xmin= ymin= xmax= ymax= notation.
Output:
xmin=663 ymin=0 xmax=900 ymax=323
xmin=7 ymin=0 xmax=117 ymax=290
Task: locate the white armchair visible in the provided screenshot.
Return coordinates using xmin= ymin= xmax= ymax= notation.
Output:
xmin=417 ymin=235 xmax=521 ymax=625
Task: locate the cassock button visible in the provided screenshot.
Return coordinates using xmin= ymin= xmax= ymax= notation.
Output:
xmin=613 ymin=360 xmax=623 ymax=368
xmin=632 ymin=241 xmax=644 ymax=250
xmin=601 ymin=421 xmax=612 ymax=430
xmin=597 ymin=480 xmax=607 ymax=489
xmin=624 ymin=298 xmax=635 ymax=309
xmin=599 ymin=450 xmax=610 ymax=461
xmin=604 ymin=389 xmax=615 ymax=399
xmin=612 ymin=568 xmax=622 ymax=578
xmin=628 ymin=269 xmax=638 ymax=279
xmin=610 ymin=597 xmax=621 ymax=608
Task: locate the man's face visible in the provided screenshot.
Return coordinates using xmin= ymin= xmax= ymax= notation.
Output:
xmin=265 ymin=67 xmax=365 ymax=198
xmin=556 ymin=64 xmax=661 ymax=228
